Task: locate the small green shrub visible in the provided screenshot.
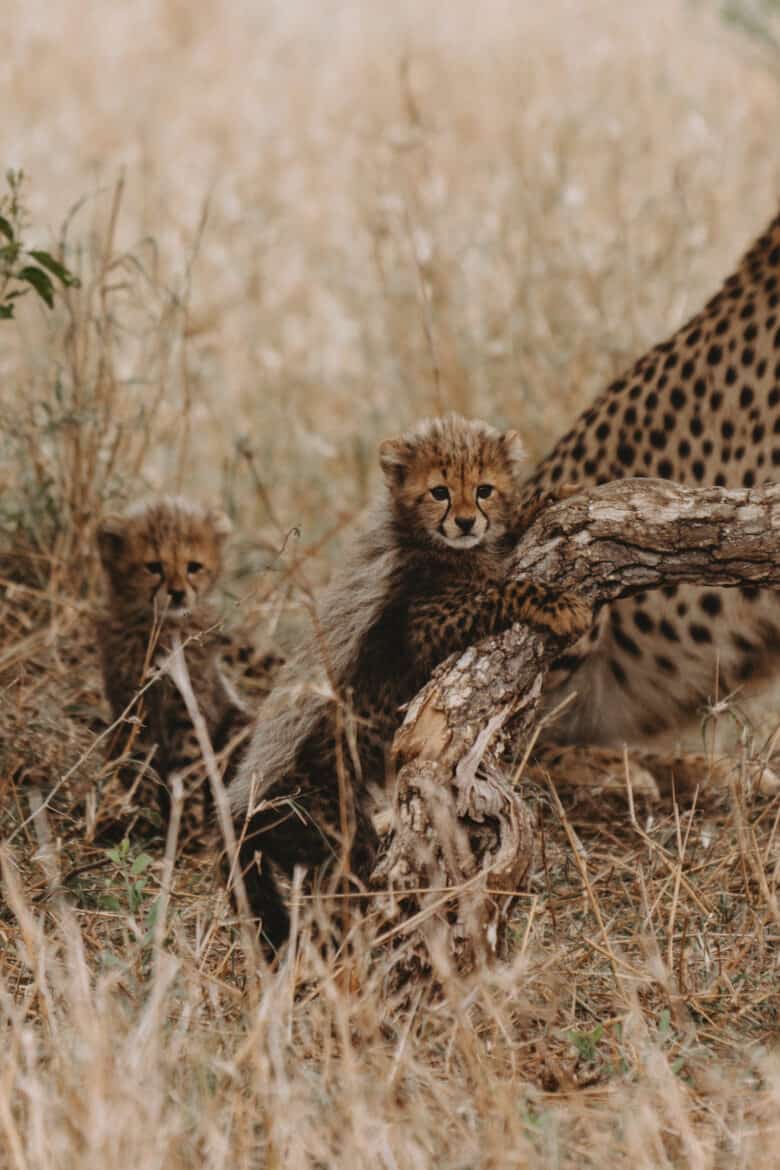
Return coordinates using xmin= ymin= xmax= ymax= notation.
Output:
xmin=0 ymin=168 xmax=79 ymax=320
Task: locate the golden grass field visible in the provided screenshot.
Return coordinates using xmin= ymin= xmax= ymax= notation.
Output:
xmin=3 ymin=1 xmax=780 ymax=1166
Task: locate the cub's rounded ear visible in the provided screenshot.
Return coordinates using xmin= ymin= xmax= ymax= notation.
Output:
xmin=96 ymin=514 xmax=126 ymax=567
xmin=378 ymin=438 xmax=409 ymax=484
xmin=208 ymin=509 xmax=233 ymax=542
xmin=501 ymin=429 xmax=526 ymax=470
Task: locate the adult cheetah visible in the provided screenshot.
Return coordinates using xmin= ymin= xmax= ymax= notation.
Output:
xmin=519 ymin=208 xmax=780 ymax=784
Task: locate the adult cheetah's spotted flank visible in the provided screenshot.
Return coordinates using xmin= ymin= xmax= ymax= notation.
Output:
xmin=518 ymin=208 xmax=780 ymax=789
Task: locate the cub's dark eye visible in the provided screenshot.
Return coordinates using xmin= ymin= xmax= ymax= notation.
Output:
xmin=430 ymin=486 xmax=450 ymax=501
xmin=476 ymin=484 xmax=494 ymax=499
xmin=187 ymin=561 xmax=204 ymax=574
xmin=144 ymin=561 xmax=163 ymax=576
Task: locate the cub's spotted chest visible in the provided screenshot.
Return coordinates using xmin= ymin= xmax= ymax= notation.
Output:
xmin=96 ymin=496 xmax=277 ymax=840
xmin=229 ymin=413 xmax=590 ymax=948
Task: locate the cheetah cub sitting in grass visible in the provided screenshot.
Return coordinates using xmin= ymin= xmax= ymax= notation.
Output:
xmin=96 ymin=496 xmax=280 ymax=843
xmin=229 ymin=413 xmax=591 ymax=948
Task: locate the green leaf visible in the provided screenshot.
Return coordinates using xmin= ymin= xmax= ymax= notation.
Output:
xmin=28 ymin=249 xmax=80 ymax=288
xmin=657 ymin=1008 xmax=672 ymax=1040
xmin=0 ymin=304 xmax=14 ymax=319
xmin=567 ymin=1024 xmax=604 ymax=1062
xmin=131 ymin=852 xmax=152 ymax=876
xmin=145 ymin=898 xmax=161 ymax=932
xmin=17 ymin=265 xmax=54 ymax=308
xmin=0 ymin=215 xmax=13 ymax=242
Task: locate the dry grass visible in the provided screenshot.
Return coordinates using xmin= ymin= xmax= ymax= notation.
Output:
xmin=3 ymin=0 xmax=780 ymax=1165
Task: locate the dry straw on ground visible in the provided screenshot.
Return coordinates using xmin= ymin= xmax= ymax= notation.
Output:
xmin=3 ymin=1 xmax=780 ymax=1166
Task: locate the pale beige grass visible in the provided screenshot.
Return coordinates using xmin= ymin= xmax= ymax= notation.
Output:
xmin=2 ymin=0 xmax=780 ymax=1166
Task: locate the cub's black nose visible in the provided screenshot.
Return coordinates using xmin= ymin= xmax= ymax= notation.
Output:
xmin=169 ymin=589 xmax=186 ymax=606
xmin=455 ymin=516 xmax=475 ymax=533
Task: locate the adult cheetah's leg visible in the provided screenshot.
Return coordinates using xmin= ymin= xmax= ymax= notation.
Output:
xmin=527 ymin=744 xmax=780 ymax=804
xmin=525 ymin=744 xmax=660 ymax=800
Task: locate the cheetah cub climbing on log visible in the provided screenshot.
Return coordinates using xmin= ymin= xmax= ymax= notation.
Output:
xmin=97 ymin=497 xmax=280 ymax=841
xmin=229 ymin=413 xmax=591 ymax=947
xmin=518 ymin=209 xmax=780 ymax=798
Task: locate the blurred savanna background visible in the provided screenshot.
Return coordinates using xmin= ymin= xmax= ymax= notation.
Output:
xmin=3 ymin=1 xmax=780 ymax=1167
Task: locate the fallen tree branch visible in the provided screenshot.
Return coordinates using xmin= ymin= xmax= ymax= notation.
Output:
xmin=508 ymin=479 xmax=780 ymax=600
xmin=372 ymin=479 xmax=780 ymax=976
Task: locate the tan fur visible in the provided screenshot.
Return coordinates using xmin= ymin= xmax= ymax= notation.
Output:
xmin=97 ymin=496 xmax=231 ymax=623
xmin=515 ymin=209 xmax=780 ymax=763
xmin=230 ymin=415 xmax=528 ymax=818
xmin=96 ymin=496 xmax=276 ymax=839
xmin=229 ymin=414 xmax=590 ymax=947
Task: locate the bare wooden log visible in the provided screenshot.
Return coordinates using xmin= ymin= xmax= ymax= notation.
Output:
xmin=510 ymin=479 xmax=780 ymax=600
xmin=372 ymin=480 xmax=780 ymax=976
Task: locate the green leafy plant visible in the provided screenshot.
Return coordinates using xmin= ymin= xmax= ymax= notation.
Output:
xmin=102 ymin=836 xmax=156 ymax=918
xmin=565 ymin=1023 xmax=605 ymax=1064
xmin=0 ymin=168 xmax=80 ymax=320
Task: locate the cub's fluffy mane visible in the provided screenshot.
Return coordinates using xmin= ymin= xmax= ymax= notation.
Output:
xmin=229 ymin=498 xmax=406 ymax=814
xmin=229 ymin=412 xmax=526 ymax=817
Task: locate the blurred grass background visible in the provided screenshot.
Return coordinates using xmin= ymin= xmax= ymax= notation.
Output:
xmin=4 ymin=0 xmax=780 ymax=561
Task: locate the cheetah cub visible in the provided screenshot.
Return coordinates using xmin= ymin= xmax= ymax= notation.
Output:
xmin=96 ymin=496 xmax=274 ymax=839
xmin=229 ymin=413 xmax=590 ymax=947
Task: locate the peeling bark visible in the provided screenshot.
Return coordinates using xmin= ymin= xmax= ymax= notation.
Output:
xmin=372 ymin=479 xmax=780 ymax=976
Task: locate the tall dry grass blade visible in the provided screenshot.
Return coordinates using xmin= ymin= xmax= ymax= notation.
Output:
xmin=161 ymin=635 xmax=261 ymax=972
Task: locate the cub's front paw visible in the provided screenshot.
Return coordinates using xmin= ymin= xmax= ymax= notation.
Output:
xmin=536 ymin=590 xmax=593 ymax=640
